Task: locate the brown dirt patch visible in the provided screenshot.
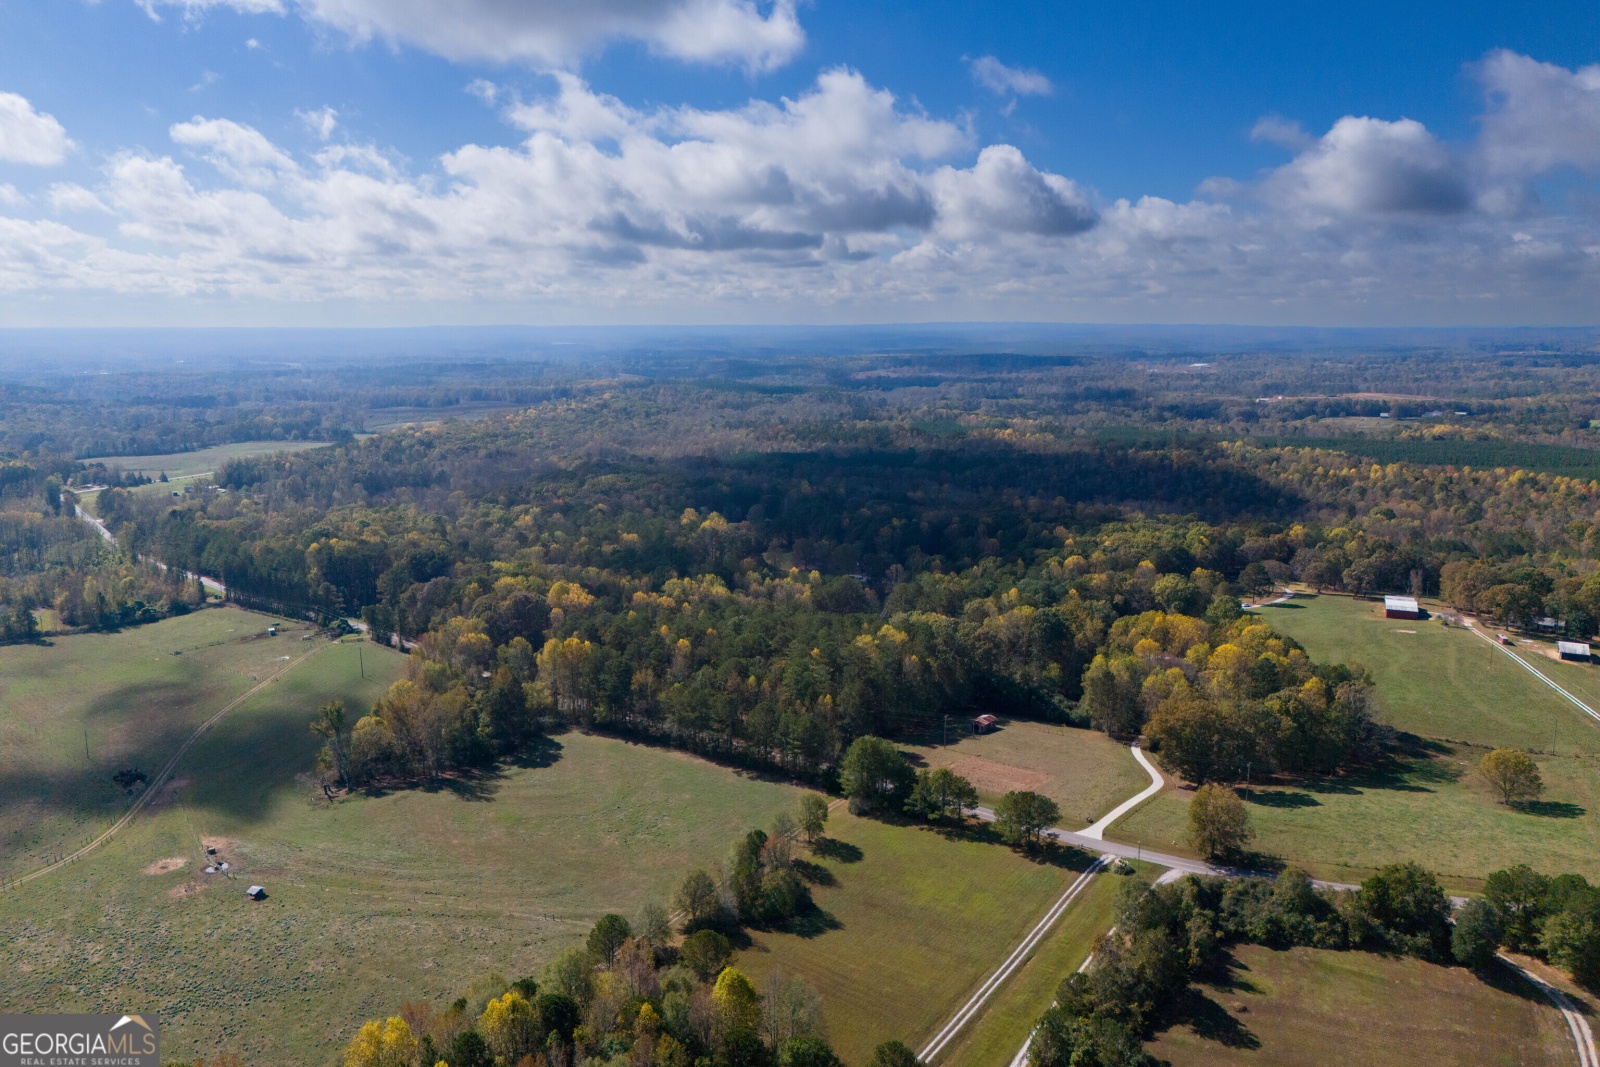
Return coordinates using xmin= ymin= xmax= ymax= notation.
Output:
xmin=168 ymin=881 xmax=206 ymax=899
xmin=143 ymin=857 xmax=188 ymax=876
xmin=145 ymin=776 xmax=189 ymax=812
xmin=201 ymin=835 xmax=236 ymax=852
xmin=947 ymin=756 xmax=1049 ymax=795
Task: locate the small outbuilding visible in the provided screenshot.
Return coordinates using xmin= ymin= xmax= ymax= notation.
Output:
xmin=972 ymin=714 xmax=999 ymax=734
xmin=1559 ymin=641 xmax=1591 ymax=662
xmin=246 ymin=885 xmax=266 ymax=900
xmin=267 ymin=625 xmax=278 ymax=636
xmin=1384 ymin=595 xmax=1421 ymax=619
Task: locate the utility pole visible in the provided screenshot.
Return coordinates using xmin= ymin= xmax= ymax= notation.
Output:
xmin=84 ymin=728 xmax=89 ymax=762
xmin=359 ymin=642 xmax=365 ymax=679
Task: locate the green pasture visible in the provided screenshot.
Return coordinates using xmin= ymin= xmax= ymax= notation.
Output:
xmin=1258 ymin=595 xmax=1596 ymax=756
xmin=1108 ymin=594 xmax=1600 ymax=887
xmin=87 ymin=440 xmax=333 ymax=481
xmin=736 ymin=811 xmax=1105 ymax=1065
xmin=0 ymin=606 xmax=316 ymax=881
xmin=901 ymin=719 xmax=1149 ymax=827
xmin=1146 ymin=944 xmax=1573 ymax=1067
xmin=0 ymin=693 xmax=800 ymax=1066
xmin=938 ymin=865 xmax=1156 ymax=1067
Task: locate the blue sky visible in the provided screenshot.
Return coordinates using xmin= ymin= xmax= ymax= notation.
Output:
xmin=0 ymin=0 xmax=1596 ymax=326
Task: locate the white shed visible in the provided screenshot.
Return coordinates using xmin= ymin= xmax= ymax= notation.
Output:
xmin=246 ymin=885 xmax=267 ymax=900
xmin=1558 ymin=641 xmax=1591 ymax=662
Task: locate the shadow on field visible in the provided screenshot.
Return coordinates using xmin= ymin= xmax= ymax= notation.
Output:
xmin=1156 ymin=950 xmax=1262 ymax=1050
xmin=791 ymin=858 xmax=838 ymax=886
xmin=1242 ymin=789 xmax=1320 ymax=809
xmin=780 ymin=906 xmax=844 ymax=940
xmin=1522 ymin=799 xmax=1586 ymax=819
xmin=813 ymin=838 xmax=863 ymax=864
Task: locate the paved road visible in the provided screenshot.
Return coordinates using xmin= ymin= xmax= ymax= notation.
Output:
xmin=1462 ymin=618 xmax=1600 ymax=726
xmin=73 ymin=502 xmax=226 ymax=596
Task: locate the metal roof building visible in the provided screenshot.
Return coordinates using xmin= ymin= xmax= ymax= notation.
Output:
xmin=1558 ymin=641 xmax=1591 ymax=662
xmin=1384 ymin=595 xmax=1421 ymax=619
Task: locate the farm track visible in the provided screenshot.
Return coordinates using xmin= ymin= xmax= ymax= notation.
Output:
xmin=1463 ymin=619 xmax=1600 ymax=726
xmin=2 ymin=642 xmax=326 ymax=892
xmin=1501 ymin=955 xmax=1599 ymax=1067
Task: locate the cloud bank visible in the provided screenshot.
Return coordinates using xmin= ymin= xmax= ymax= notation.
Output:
xmin=0 ymin=51 xmax=1597 ymax=322
xmin=141 ymin=0 xmax=806 ymax=71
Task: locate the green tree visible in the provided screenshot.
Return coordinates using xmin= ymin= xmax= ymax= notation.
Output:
xmin=779 ymin=1037 xmax=844 ymax=1067
xmin=870 ymin=1040 xmax=923 ymax=1067
xmin=446 ymin=1030 xmax=492 ymax=1067
xmin=1479 ymin=748 xmax=1543 ymax=806
xmin=675 ymin=868 xmax=721 ymax=931
xmin=1081 ymin=653 xmax=1146 ymax=739
xmin=1451 ymin=898 xmax=1502 ymax=971
xmin=637 ymin=900 xmax=671 ymax=943
xmin=839 ymin=736 xmax=915 ymax=815
xmin=1540 ymin=907 xmax=1600 ymax=985
xmin=681 ymin=929 xmax=734 ymax=981
xmin=1355 ymin=863 xmax=1452 ymax=960
xmin=586 ymin=913 xmax=631 ymax=962
xmin=1187 ymin=783 xmax=1253 ymax=861
xmin=906 ymin=767 xmax=978 ymax=822
xmin=994 ymin=790 xmax=1061 ymax=850
xmin=797 ymin=793 xmax=830 ymax=843
xmin=1484 ymin=864 xmax=1553 ymax=952
xmin=310 ymin=700 xmax=350 ymax=785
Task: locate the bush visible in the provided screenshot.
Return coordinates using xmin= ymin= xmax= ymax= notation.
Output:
xmin=1452 ymin=899 xmax=1502 ymax=971
xmin=1353 ymin=863 xmax=1452 ymax=961
xmin=779 ymin=1036 xmax=844 ymax=1067
xmin=870 ymin=1040 xmax=923 ymax=1067
xmin=681 ymin=929 xmax=733 ymax=981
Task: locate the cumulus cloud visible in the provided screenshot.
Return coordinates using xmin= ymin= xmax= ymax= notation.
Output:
xmin=1249 ymin=115 xmax=1312 ymax=151
xmin=139 ymin=0 xmax=805 ymax=71
xmin=297 ymin=106 xmax=339 ymax=141
xmin=969 ymin=56 xmax=1053 ymax=97
xmin=0 ymin=92 xmax=73 ymax=165
xmin=1265 ymin=116 xmax=1471 ymax=216
xmin=1475 ymin=49 xmax=1600 ymax=177
xmin=1 ymin=52 xmax=1599 ymax=322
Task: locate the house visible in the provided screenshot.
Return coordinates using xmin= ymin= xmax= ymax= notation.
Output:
xmin=246 ymin=885 xmax=267 ymax=900
xmin=1559 ymin=641 xmax=1591 ymax=662
xmin=972 ymin=714 xmax=999 ymax=734
xmin=1383 ymin=595 xmax=1421 ymax=619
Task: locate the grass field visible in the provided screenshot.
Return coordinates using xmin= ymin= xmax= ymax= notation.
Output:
xmin=87 ymin=440 xmax=333 ymax=481
xmin=1258 ymin=595 xmax=1596 ymax=756
xmin=0 ymin=606 xmax=317 ymax=881
xmin=901 ymin=720 xmax=1149 ymax=827
xmin=937 ymin=864 xmax=1157 ymax=1067
xmin=736 ymin=812 xmax=1106 ymax=1065
xmin=1145 ymin=944 xmax=1574 ymax=1066
xmin=0 ymin=671 xmax=801 ymax=1065
xmin=1106 ymin=594 xmax=1600 ymax=888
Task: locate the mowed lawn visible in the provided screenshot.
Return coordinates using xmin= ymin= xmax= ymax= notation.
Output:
xmin=1107 ymin=594 xmax=1600 ymax=888
xmin=0 ymin=607 xmax=319 ymax=881
xmin=902 ymin=719 xmax=1149 ymax=827
xmin=1146 ymin=944 xmax=1573 ymax=1067
xmin=736 ymin=811 xmax=1104 ymax=1065
xmin=0 ymin=710 xmax=801 ymax=1066
xmin=1258 ymin=595 xmax=1595 ymax=756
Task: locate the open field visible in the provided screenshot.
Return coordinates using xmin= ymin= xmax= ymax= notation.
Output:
xmin=1145 ymin=944 xmax=1574 ymax=1067
xmin=901 ymin=720 xmax=1149 ymax=827
xmin=0 ymin=606 xmax=317 ymax=881
xmin=0 ymin=709 xmax=801 ymax=1064
xmin=1108 ymin=594 xmax=1600 ymax=887
xmin=87 ymin=440 xmax=333 ymax=480
xmin=736 ymin=811 xmax=1104 ymax=1065
xmin=1258 ymin=594 xmax=1597 ymax=756
xmin=1108 ymin=744 xmax=1600 ymax=889
xmin=937 ymin=864 xmax=1157 ymax=1067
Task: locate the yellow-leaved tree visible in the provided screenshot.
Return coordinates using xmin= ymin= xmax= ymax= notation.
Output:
xmin=342 ymin=1016 xmax=417 ymax=1067
xmin=478 ymin=989 xmax=536 ymax=1062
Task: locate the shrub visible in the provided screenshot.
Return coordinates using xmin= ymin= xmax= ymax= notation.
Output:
xmin=1353 ymin=863 xmax=1452 ymax=961
xmin=1452 ymin=899 xmax=1502 ymax=971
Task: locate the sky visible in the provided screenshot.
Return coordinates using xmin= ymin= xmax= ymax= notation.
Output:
xmin=0 ymin=1 xmax=1597 ymax=327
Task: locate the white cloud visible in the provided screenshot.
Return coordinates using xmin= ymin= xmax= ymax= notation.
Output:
xmin=1475 ymin=49 xmax=1600 ymax=178
xmin=0 ymin=92 xmax=73 ymax=166
xmin=48 ymin=183 xmax=110 ymax=213
xmin=969 ymin=56 xmax=1053 ymax=97
xmin=297 ymin=106 xmax=339 ymax=141
xmin=1264 ymin=116 xmax=1471 ymax=216
xmin=139 ymin=0 xmax=805 ymax=72
xmin=0 ymin=183 xmax=26 ymax=206
xmin=2 ymin=52 xmax=1600 ymax=323
xmin=1249 ymin=115 xmax=1312 ymax=152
